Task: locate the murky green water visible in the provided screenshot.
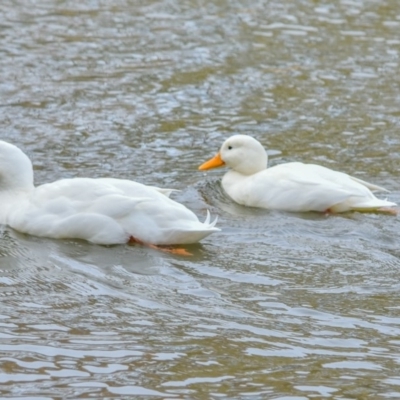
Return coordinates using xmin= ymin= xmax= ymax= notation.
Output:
xmin=1 ymin=0 xmax=400 ymax=398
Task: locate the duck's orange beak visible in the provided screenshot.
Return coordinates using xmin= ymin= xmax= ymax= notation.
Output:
xmin=198 ymin=152 xmax=225 ymax=170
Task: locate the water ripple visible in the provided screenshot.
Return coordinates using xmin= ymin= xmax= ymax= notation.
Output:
xmin=1 ymin=0 xmax=400 ymax=398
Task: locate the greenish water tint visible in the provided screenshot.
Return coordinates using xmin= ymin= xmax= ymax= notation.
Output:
xmin=1 ymin=0 xmax=400 ymax=398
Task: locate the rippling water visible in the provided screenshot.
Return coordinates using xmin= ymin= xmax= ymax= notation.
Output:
xmin=1 ymin=0 xmax=400 ymax=398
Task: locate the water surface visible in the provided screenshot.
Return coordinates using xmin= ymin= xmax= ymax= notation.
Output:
xmin=1 ymin=0 xmax=400 ymax=398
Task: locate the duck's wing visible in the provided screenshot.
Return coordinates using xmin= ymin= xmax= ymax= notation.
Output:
xmin=300 ymin=162 xmax=390 ymax=193
xmin=348 ymin=176 xmax=390 ymax=193
xmin=240 ymin=163 xmax=369 ymax=212
xmin=148 ymin=186 xmax=179 ymax=197
xmin=98 ymin=178 xmax=178 ymax=198
xmin=9 ymin=179 xmax=152 ymax=243
xmin=11 ymin=178 xmax=219 ymax=245
xmin=248 ymin=162 xmax=394 ymax=212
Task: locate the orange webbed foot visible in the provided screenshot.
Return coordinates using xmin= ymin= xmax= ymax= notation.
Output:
xmin=128 ymin=236 xmax=192 ymax=256
xmin=377 ymin=207 xmax=399 ymax=215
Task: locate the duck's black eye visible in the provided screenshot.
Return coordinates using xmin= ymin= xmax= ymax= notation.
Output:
xmin=228 ymin=146 xmax=232 ymax=150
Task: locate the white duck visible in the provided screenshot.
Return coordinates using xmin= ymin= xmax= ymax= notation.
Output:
xmin=199 ymin=135 xmax=396 ymax=213
xmin=0 ymin=140 xmax=219 ymax=250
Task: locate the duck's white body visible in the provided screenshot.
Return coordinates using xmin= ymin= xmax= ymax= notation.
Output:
xmin=0 ymin=141 xmax=219 ymax=245
xmin=199 ymin=135 xmax=396 ymax=213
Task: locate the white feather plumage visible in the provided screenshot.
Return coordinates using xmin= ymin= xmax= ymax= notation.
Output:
xmin=0 ymin=141 xmax=219 ymax=245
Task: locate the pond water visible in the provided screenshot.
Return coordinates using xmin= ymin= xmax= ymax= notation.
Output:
xmin=1 ymin=0 xmax=400 ymax=398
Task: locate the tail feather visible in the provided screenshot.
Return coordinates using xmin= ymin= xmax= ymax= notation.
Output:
xmin=350 ymin=176 xmax=390 ymax=193
xmin=210 ymin=215 xmax=218 ymax=228
xmin=160 ymin=211 xmax=220 ymax=244
xmin=204 ymin=209 xmax=211 ymax=225
xmin=351 ymin=198 xmax=396 ymax=210
xmin=203 ymin=210 xmax=219 ymax=229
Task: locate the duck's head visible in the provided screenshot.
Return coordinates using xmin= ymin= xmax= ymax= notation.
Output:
xmin=0 ymin=140 xmax=34 ymax=190
xmin=199 ymin=135 xmax=268 ymax=175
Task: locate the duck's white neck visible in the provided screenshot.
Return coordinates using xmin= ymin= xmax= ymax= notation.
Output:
xmin=230 ymin=153 xmax=268 ymax=175
xmin=0 ymin=174 xmax=34 ymax=192
xmin=222 ymin=169 xmax=256 ymax=190
xmin=0 ymin=141 xmax=36 ymax=224
xmin=0 ymin=141 xmax=35 ymax=192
